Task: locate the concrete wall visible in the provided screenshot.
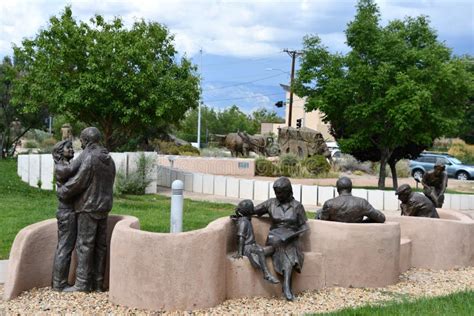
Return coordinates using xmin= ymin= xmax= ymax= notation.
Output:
xmin=15 ymin=154 xmax=474 ymax=212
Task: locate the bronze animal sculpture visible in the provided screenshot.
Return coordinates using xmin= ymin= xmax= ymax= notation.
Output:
xmin=215 ymin=133 xmax=250 ymax=157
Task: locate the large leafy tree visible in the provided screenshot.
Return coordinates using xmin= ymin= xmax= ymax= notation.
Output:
xmin=12 ymin=7 xmax=200 ymax=150
xmin=0 ymin=56 xmax=46 ymax=158
xmin=458 ymin=56 xmax=474 ymax=144
xmin=294 ymin=0 xmax=472 ymax=188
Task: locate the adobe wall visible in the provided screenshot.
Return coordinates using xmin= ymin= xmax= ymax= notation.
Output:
xmin=108 ymin=217 xmax=229 ymax=311
xmin=108 ymin=217 xmax=402 ymax=311
xmin=5 ymin=210 xmax=473 ymax=312
xmin=3 ymin=215 xmax=131 ymax=300
xmin=386 ymin=210 xmax=474 ymax=269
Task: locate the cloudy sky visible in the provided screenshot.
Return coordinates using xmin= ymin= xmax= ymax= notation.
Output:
xmin=1 ymin=0 xmax=473 ymax=116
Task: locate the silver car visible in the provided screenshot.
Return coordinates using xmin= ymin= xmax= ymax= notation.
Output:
xmin=409 ymin=153 xmax=474 ymax=181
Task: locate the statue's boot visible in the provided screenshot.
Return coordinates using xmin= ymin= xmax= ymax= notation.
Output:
xmin=92 ymin=279 xmax=105 ymax=292
xmin=62 ymin=285 xmax=90 ymax=293
xmin=263 ymin=273 xmax=280 ymax=284
xmin=282 ymin=270 xmax=294 ymax=301
xmin=51 ymin=280 xmax=69 ymax=292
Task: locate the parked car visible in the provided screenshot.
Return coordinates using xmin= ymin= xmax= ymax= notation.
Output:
xmin=409 ymin=152 xmax=474 ymax=180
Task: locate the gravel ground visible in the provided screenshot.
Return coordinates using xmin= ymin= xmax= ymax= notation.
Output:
xmin=1 ymin=267 xmax=473 ymax=315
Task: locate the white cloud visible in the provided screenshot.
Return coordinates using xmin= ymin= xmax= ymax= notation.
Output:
xmin=0 ymin=0 xmax=351 ymax=58
xmin=1 ymin=0 xmax=472 ymax=59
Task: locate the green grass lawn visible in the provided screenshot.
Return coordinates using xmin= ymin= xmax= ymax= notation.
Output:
xmin=0 ymin=158 xmax=234 ymax=259
xmin=317 ymin=290 xmax=474 ymax=315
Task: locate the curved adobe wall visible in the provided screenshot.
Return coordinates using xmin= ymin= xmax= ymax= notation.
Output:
xmin=109 ymin=216 xmax=402 ymax=311
xmin=386 ymin=210 xmax=474 ymax=270
xmin=3 ymin=215 xmax=132 ymax=300
xmin=303 ymin=220 xmax=401 ymax=287
xmin=108 ymin=217 xmax=229 ymax=311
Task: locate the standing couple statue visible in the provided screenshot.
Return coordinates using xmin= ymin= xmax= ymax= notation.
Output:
xmin=231 ymin=177 xmax=309 ymax=301
xmin=51 ymin=127 xmax=116 ymax=292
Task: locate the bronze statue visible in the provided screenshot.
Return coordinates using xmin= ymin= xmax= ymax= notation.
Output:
xmin=395 ymin=184 xmax=440 ymax=218
xmin=215 ymin=132 xmax=250 ymax=157
xmin=255 ymin=177 xmax=309 ymax=301
xmin=231 ymin=200 xmax=279 ymax=284
xmin=420 ymin=161 xmax=448 ymax=208
xmin=58 ymin=127 xmax=116 ymax=292
xmin=52 ymin=140 xmax=78 ymax=291
xmin=317 ymin=177 xmax=386 ymax=223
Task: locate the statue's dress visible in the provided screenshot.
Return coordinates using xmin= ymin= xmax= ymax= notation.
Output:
xmin=255 ymin=198 xmax=308 ymax=274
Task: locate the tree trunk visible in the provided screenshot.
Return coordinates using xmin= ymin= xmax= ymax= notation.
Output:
xmin=378 ymin=148 xmax=391 ymax=189
xmin=389 ymin=160 xmax=398 ymax=189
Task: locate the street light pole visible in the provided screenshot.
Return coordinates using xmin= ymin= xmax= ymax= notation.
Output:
xmin=197 ymin=48 xmax=203 ymax=148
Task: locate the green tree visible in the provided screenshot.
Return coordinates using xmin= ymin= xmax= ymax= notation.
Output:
xmin=0 ymin=56 xmax=46 ymax=158
xmin=174 ymin=105 xmax=219 ymax=143
xmin=249 ymin=107 xmax=285 ymax=133
xmin=12 ymin=7 xmax=200 ymax=150
xmin=174 ymin=105 xmax=284 ymax=143
xmin=458 ymin=56 xmax=474 ymax=144
xmin=294 ymin=0 xmax=472 ymax=188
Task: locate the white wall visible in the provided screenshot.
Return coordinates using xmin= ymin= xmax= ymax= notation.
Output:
xmin=16 ymin=154 xmax=474 ymax=212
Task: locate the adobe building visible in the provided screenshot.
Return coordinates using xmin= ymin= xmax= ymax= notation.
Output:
xmin=261 ymin=84 xmax=334 ymax=141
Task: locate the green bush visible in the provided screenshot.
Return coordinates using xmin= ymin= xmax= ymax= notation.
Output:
xmin=178 ymin=144 xmax=200 ymax=156
xmin=279 ymin=153 xmax=299 ymax=167
xmin=114 ymin=153 xmax=155 ymax=195
xmin=278 ymin=153 xmax=299 ymax=177
xmin=153 ymin=140 xmax=200 ymax=156
xmin=23 ymin=139 xmax=38 ymax=148
xmin=302 ymin=155 xmax=330 ymax=175
xmin=255 ymin=157 xmax=276 ymax=176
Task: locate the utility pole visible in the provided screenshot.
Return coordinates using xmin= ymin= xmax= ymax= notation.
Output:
xmin=197 ymin=48 xmax=203 ymax=148
xmin=283 ymin=49 xmax=302 ymax=127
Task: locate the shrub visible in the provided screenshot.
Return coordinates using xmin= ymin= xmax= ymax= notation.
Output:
xmin=334 ymin=154 xmax=373 ymax=174
xmin=114 ymin=153 xmax=155 ymax=195
xmin=448 ymin=139 xmax=474 ymax=164
xmin=302 ymin=155 xmax=330 ymax=175
xmin=279 ymin=153 xmax=299 ymax=167
xmin=23 ymin=139 xmax=38 ymax=149
xmin=178 ymin=144 xmax=200 ymax=155
xmin=153 ymin=140 xmax=200 ymax=156
xmin=39 ymin=137 xmax=57 ymax=153
xmin=255 ymin=157 xmax=276 ymax=176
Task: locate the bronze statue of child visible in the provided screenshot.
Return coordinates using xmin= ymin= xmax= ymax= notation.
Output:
xmin=231 ymin=199 xmax=279 ymax=284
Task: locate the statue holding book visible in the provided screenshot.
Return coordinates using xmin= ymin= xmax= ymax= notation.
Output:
xmin=253 ymin=177 xmax=309 ymax=301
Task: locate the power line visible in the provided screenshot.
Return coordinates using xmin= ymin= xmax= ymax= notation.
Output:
xmin=202 ymin=73 xmax=285 ymax=92
xmin=204 ymin=92 xmax=283 ymax=103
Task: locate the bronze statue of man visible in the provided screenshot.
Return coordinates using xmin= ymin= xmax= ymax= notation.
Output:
xmin=421 ymin=161 xmax=448 ymax=208
xmin=317 ymin=177 xmax=386 ymax=223
xmin=254 ymin=177 xmax=308 ymax=301
xmin=58 ymin=127 xmax=116 ymax=292
xmin=395 ymin=184 xmax=440 ymax=218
